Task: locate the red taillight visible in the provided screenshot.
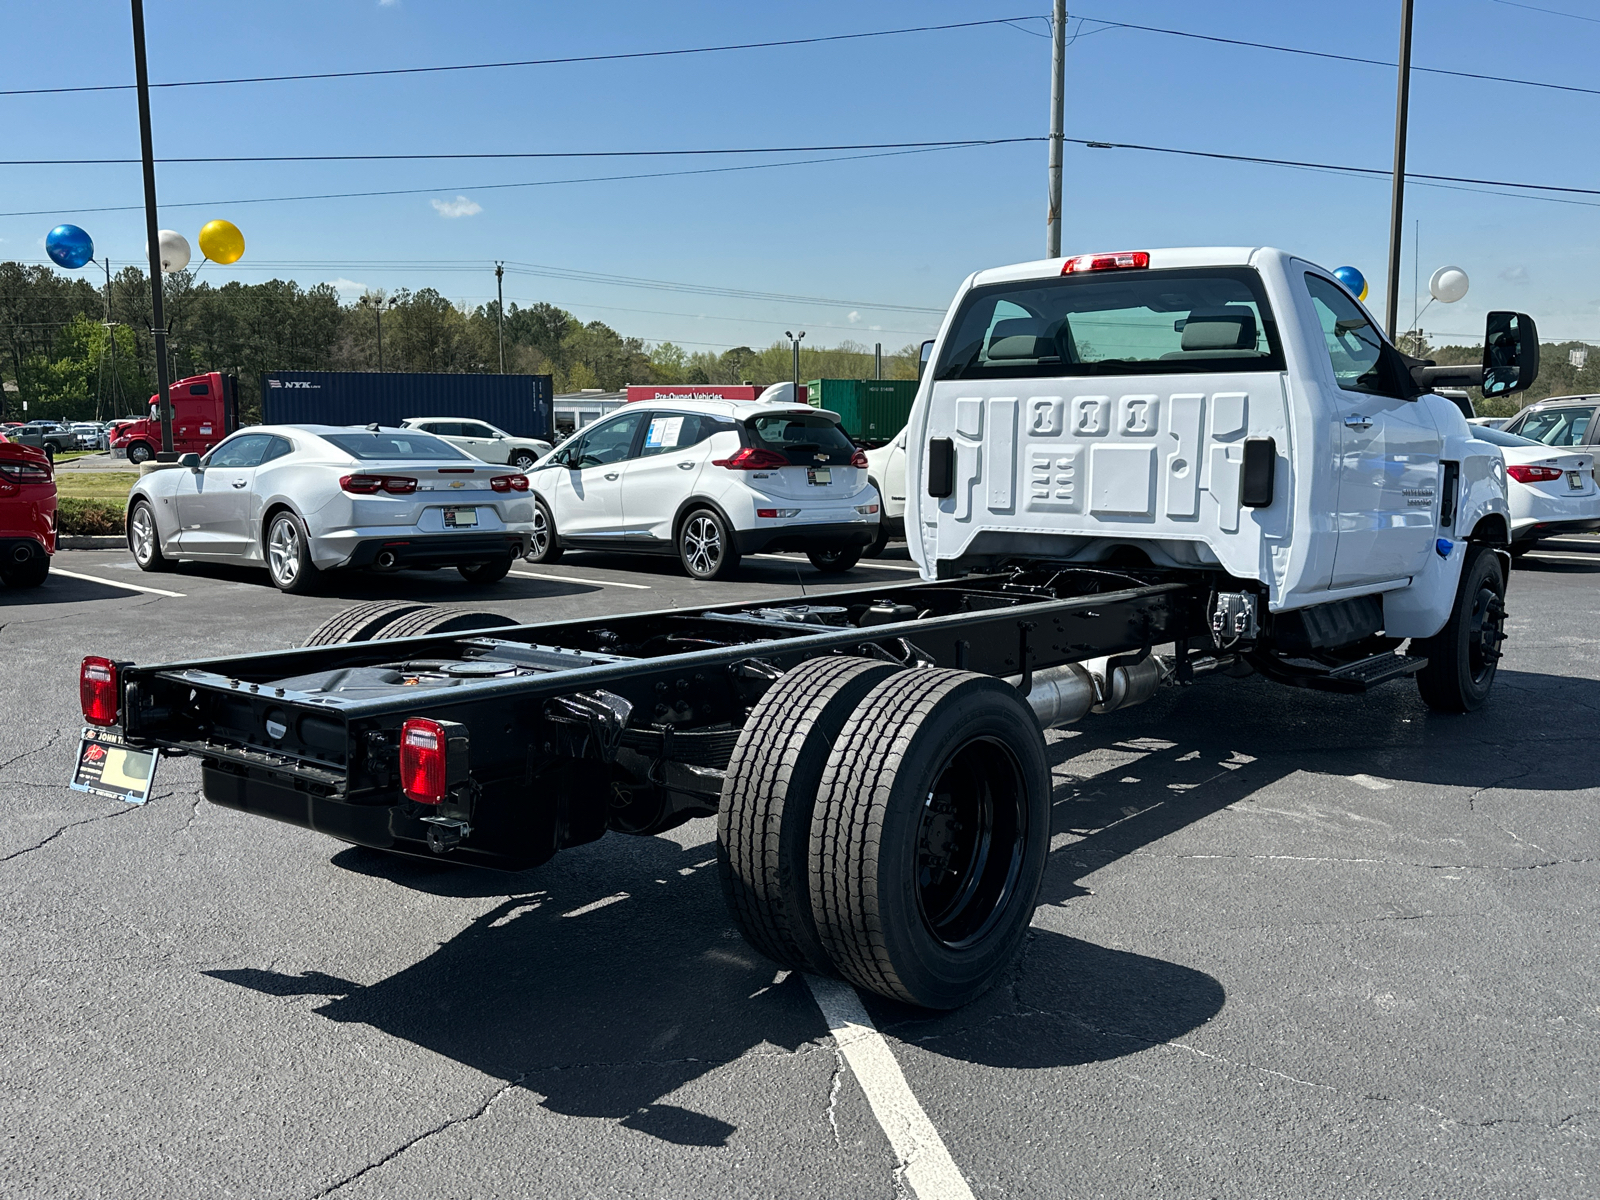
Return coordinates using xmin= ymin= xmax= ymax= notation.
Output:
xmin=1062 ymin=250 xmax=1150 ymax=274
xmin=712 ymin=447 xmax=791 ymax=471
xmin=1506 ymin=464 xmax=1564 ymax=483
xmin=400 ymin=718 xmax=447 ymax=804
xmin=490 ymin=474 xmax=529 ymax=493
xmin=340 ymin=474 xmax=417 ymax=495
xmin=850 ymin=449 xmax=869 ymax=469
xmin=0 ymin=461 xmax=52 ymax=485
xmin=80 ymin=656 xmax=118 ymax=727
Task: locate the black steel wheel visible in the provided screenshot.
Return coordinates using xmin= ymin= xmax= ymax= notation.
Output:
xmin=127 ymin=499 xmax=177 ymax=573
xmin=302 ymin=601 xmax=434 ymax=647
xmin=678 ymin=508 xmax=739 ymax=580
xmin=1416 ymin=546 xmax=1508 ymax=713
xmin=718 ymin=656 xmax=904 ymax=975
xmin=458 ymin=556 xmax=513 ymax=584
xmin=807 ymin=545 xmax=862 ymax=574
xmin=526 ymin=499 xmax=563 ymax=563
xmin=810 ymin=669 xmax=1050 ymax=1008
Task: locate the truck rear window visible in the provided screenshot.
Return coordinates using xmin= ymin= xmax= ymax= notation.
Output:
xmin=935 ymin=267 xmax=1285 ymax=380
xmin=322 ymin=432 xmax=469 ymax=461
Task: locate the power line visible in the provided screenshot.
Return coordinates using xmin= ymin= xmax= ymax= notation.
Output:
xmin=0 ymin=15 xmax=1045 ymax=98
xmin=0 ymin=138 xmax=1043 ymax=167
xmin=1490 ymin=0 xmax=1600 ymax=23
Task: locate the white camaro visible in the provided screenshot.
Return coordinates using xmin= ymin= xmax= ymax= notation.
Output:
xmin=126 ymin=424 xmax=536 ymax=592
xmin=1471 ymin=423 xmax=1600 ymax=553
xmin=523 ymin=398 xmax=880 ymax=579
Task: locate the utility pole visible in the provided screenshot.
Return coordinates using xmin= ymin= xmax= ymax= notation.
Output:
xmin=130 ymin=0 xmax=174 ymax=459
xmin=1046 ymin=0 xmax=1067 ymax=258
xmin=495 ymin=262 xmax=505 ymax=373
xmin=786 ymin=330 xmax=805 ymax=399
xmin=1384 ymin=0 xmax=1415 ymax=342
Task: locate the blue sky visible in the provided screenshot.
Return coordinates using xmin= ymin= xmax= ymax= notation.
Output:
xmin=4 ymin=0 xmax=1599 ymax=350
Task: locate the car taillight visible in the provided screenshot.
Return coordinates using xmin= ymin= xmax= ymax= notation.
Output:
xmin=1506 ymin=465 xmax=1564 ymax=483
xmin=490 ymin=474 xmax=529 ymax=492
xmin=80 ymin=656 xmax=119 ymax=727
xmin=400 ymin=718 xmax=447 ymax=804
xmin=850 ymin=449 xmax=869 ymax=469
xmin=0 ymin=461 xmax=52 ymax=485
xmin=712 ymin=447 xmax=791 ymax=470
xmin=340 ymin=474 xmax=417 ymax=495
xmin=1062 ymin=250 xmax=1150 ymax=274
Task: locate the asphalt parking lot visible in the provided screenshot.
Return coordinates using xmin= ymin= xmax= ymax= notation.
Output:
xmin=3 ymin=538 xmax=1598 ymax=1199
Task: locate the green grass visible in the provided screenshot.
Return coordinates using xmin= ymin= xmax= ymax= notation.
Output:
xmin=54 ymin=471 xmax=139 ymax=504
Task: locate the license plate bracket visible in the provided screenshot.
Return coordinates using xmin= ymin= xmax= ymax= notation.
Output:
xmin=443 ymin=506 xmax=479 ymax=528
xmin=70 ymin=726 xmax=157 ymax=805
xmin=807 ymin=467 xmax=831 ymax=486
xmin=1569 ymin=471 xmax=1585 ymax=491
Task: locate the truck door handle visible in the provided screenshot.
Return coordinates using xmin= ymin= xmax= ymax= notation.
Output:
xmin=1344 ymin=415 xmax=1373 ymax=430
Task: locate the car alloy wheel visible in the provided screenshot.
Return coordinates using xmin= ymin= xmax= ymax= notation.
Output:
xmin=513 ymin=451 xmax=537 ymax=471
xmin=531 ymin=505 xmax=551 ymax=557
xmin=130 ymin=504 xmax=156 ymax=566
xmin=268 ymin=516 xmax=301 ymax=587
xmin=683 ymin=514 xmax=722 ymax=577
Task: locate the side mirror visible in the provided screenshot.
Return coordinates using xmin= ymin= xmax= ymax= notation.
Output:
xmin=917 ymin=339 xmax=935 ymax=381
xmin=178 ymin=453 xmax=202 ymax=469
xmin=1482 ymin=311 xmax=1540 ymax=397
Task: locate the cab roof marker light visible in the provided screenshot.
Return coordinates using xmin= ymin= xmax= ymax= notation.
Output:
xmin=1062 ymin=250 xmax=1150 ymax=275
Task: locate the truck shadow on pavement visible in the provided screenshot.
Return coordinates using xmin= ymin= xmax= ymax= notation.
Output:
xmin=204 ymin=666 xmax=1588 ymax=1145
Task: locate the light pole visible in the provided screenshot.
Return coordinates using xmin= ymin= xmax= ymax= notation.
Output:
xmin=1384 ymin=0 xmax=1415 ymax=342
xmin=363 ymin=294 xmax=398 ymax=371
xmin=495 ymin=261 xmax=505 ymax=373
xmin=130 ymin=0 xmax=174 ymax=459
xmin=786 ymin=330 xmax=805 ymax=400
xmin=1046 ymin=0 xmax=1067 ymax=258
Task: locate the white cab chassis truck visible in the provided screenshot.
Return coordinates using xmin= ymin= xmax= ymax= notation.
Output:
xmin=84 ymin=247 xmax=1539 ymax=1011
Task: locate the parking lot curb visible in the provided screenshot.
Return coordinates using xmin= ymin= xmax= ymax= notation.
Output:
xmin=58 ymin=535 xmax=125 ymax=550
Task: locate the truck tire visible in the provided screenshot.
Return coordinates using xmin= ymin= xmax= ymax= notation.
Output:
xmin=128 ymin=499 xmax=177 ymax=573
xmin=810 ymin=668 xmax=1051 ymax=1009
xmin=807 ymin=545 xmax=862 ymax=574
xmin=679 ymin=508 xmax=739 ymax=580
xmin=526 ymin=499 xmax=563 ymax=564
xmin=302 ymin=601 xmax=433 ymax=647
xmin=370 ymin=606 xmax=520 ymax=640
xmin=265 ymin=511 xmax=321 ymax=594
xmin=1415 ymin=545 xmax=1508 ymax=713
xmin=719 ymin=656 xmax=905 ymax=975
xmin=127 ymin=441 xmax=153 ymax=465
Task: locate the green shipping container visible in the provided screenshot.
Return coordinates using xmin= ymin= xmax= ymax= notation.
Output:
xmin=805 ymin=378 xmax=918 ymax=444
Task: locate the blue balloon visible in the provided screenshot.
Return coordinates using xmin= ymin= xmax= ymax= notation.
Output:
xmin=45 ymin=224 xmax=94 ymax=269
xmin=1332 ymin=265 xmax=1368 ymax=302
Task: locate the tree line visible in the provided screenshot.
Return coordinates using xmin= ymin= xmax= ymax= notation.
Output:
xmin=0 ymin=261 xmax=919 ymax=423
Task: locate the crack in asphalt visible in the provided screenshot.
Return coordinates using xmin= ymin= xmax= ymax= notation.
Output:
xmin=0 ymin=727 xmax=64 ymax=774
xmin=1465 ymin=767 xmax=1533 ymax=813
xmin=310 ymin=1075 xmax=526 ymax=1198
xmin=0 ymin=803 xmax=137 ymax=864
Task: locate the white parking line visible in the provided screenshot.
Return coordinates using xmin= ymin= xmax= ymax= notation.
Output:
xmin=806 ymin=974 xmax=976 ymax=1200
xmin=1525 ymin=552 xmax=1600 ymax=566
xmin=560 ymin=892 xmax=630 ymax=917
xmin=49 ymin=568 xmax=186 ymax=597
xmin=511 ymin=570 xmax=651 ymax=590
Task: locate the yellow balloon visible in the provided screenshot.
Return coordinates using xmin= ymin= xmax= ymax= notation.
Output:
xmin=198 ymin=219 xmax=245 ymax=265
xmin=1358 ymin=281 xmax=1369 ymax=301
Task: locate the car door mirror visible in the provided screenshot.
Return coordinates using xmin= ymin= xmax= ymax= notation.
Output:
xmin=178 ymin=453 xmax=202 ymax=470
xmin=1482 ymin=311 xmax=1540 ymax=397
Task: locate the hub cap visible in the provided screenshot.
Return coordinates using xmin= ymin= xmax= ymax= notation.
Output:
xmin=684 ymin=515 xmax=722 ymax=576
xmin=268 ymin=518 xmax=300 ymax=585
xmin=915 ymin=737 xmax=1028 ymax=948
xmin=130 ymin=505 xmax=155 ymax=564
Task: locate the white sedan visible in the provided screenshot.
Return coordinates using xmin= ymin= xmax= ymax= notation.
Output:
xmin=1471 ymin=424 xmax=1600 ymax=554
xmin=126 ymin=425 xmax=536 ymax=592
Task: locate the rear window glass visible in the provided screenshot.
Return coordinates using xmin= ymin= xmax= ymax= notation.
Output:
xmin=322 ymin=432 xmax=469 ymax=461
xmin=1469 ymin=425 xmax=1546 ymax=449
xmin=935 ymin=266 xmax=1284 ymax=380
xmin=745 ymin=413 xmax=857 ymax=465
xmin=1516 ymin=406 xmax=1593 ymax=447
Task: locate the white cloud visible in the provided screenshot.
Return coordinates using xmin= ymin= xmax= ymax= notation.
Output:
xmin=431 ymin=195 xmax=482 ymax=219
xmin=847 ymin=311 xmax=861 ymax=323
xmin=379 ymin=0 xmax=399 ymax=6
xmin=1500 ymin=264 xmax=1529 ymax=283
xmin=328 ymin=278 xmax=370 ymax=298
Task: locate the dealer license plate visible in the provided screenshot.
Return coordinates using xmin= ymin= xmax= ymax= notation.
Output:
xmin=443 ymin=506 xmax=479 ymax=528
xmin=807 ymin=467 xmax=831 ymax=486
xmin=70 ymin=726 xmax=157 ymax=805
xmin=1569 ymin=471 xmax=1585 ymax=490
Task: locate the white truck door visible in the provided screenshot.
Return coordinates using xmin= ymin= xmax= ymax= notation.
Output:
xmin=1301 ymin=273 xmax=1441 ymax=588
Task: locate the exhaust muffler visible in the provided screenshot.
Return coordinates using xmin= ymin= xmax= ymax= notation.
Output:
xmin=373 ymin=550 xmax=400 ymax=571
xmin=1009 ymin=653 xmax=1176 ymax=729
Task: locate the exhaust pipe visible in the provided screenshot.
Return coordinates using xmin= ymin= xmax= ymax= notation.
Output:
xmin=1008 ymin=653 xmax=1176 ymax=729
xmin=374 ymin=550 xmax=400 ymax=571
xmin=12 ymin=544 xmax=34 ymax=564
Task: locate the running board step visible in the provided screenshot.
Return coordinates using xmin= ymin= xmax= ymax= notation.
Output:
xmin=1249 ymin=650 xmax=1425 ymax=694
xmin=1326 ymin=652 xmax=1426 ymax=687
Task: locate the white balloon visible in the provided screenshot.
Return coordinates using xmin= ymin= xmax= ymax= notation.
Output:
xmin=1429 ymin=265 xmax=1469 ymax=304
xmin=145 ymin=229 xmax=191 ymax=274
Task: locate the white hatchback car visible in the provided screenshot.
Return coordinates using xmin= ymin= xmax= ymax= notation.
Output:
xmin=400 ymin=417 xmax=552 ymax=471
xmin=524 ymin=399 xmax=880 ymax=578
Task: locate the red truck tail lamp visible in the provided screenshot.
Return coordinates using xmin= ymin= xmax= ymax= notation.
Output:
xmin=1506 ymin=465 xmax=1563 ymax=484
xmin=1062 ymin=250 xmax=1150 ymax=274
xmin=712 ymin=447 xmax=791 ymax=471
xmin=80 ymin=656 xmax=119 ymax=726
xmin=399 ymin=717 xmax=469 ymax=804
xmin=340 ymin=474 xmax=418 ymax=495
xmin=489 ymin=474 xmax=530 ymax=493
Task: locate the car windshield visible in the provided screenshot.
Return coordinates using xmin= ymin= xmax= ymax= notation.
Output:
xmin=322 ymin=431 xmax=469 ymax=461
xmin=1516 ymin=406 xmax=1593 ymax=447
xmin=744 ymin=413 xmax=857 ymax=465
xmin=1470 ymin=425 xmax=1547 ymax=449
xmin=935 ymin=266 xmax=1285 ymax=380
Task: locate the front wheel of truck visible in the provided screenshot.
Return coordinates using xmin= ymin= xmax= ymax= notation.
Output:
xmin=1415 ymin=546 xmax=1507 ymax=714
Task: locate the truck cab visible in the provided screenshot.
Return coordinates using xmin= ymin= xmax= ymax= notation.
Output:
xmin=110 ymin=372 xmax=239 ymax=464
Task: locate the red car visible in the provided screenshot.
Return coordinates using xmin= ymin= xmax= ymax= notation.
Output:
xmin=0 ymin=440 xmax=55 ymax=587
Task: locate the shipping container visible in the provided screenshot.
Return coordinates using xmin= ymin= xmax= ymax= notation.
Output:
xmin=805 ymin=378 xmax=918 ymax=444
xmin=261 ymin=371 xmax=554 ymax=441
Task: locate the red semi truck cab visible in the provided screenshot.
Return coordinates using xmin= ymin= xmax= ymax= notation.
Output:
xmin=109 ymin=372 xmax=240 ymax=464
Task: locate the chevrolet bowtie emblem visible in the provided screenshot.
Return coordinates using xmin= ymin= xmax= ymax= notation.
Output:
xmin=450 ymin=480 xmax=465 ymax=488
xmin=815 ymin=454 xmax=828 ymax=462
